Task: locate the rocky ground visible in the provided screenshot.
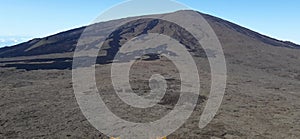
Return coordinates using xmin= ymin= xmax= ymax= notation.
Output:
xmin=0 ymin=10 xmax=300 ymax=139
xmin=0 ymin=40 xmax=299 ymax=139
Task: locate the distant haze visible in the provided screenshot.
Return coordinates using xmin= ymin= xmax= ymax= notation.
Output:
xmin=0 ymin=36 xmax=33 ymax=48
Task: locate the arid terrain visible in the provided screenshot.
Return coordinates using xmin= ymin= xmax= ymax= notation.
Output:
xmin=0 ymin=10 xmax=300 ymax=138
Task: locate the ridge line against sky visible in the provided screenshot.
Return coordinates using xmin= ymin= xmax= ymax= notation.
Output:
xmin=0 ymin=0 xmax=299 ymax=47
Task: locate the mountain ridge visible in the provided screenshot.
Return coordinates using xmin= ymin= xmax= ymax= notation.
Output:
xmin=0 ymin=10 xmax=299 ymax=58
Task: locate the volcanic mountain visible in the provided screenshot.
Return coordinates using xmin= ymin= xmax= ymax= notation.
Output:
xmin=0 ymin=10 xmax=299 ymax=138
xmin=0 ymin=10 xmax=299 ymax=58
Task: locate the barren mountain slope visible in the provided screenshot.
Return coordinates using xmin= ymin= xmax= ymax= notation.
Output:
xmin=0 ymin=10 xmax=299 ymax=138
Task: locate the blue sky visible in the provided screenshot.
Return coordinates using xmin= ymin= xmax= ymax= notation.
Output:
xmin=0 ymin=0 xmax=299 ymax=47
